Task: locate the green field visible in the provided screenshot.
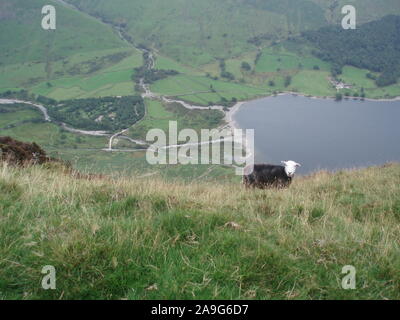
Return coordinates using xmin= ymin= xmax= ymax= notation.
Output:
xmin=128 ymin=99 xmax=224 ymax=140
xmin=0 ymin=118 xmax=108 ymax=152
xmin=255 ymin=47 xmax=330 ymax=73
xmin=32 ymin=69 xmax=134 ymax=100
xmin=0 ymin=48 xmax=143 ymax=100
xmin=0 ymin=105 xmax=42 ymax=129
xmin=339 ymin=66 xmax=400 ymax=99
xmin=67 ymin=0 xmax=288 ymax=66
xmin=154 ymin=55 xmax=200 ymax=75
xmin=0 ymin=0 xmax=143 ymax=100
xmin=0 ymin=0 xmax=127 ymax=66
xmin=66 ymin=0 xmax=400 ymax=66
xmin=151 ymin=74 xmax=266 ymax=105
xmin=290 ymin=70 xmax=335 ymax=97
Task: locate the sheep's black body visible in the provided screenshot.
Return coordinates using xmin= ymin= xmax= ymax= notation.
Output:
xmin=243 ymin=164 xmax=292 ymax=189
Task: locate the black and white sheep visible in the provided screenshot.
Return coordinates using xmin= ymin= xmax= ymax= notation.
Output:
xmin=243 ymin=160 xmax=301 ymax=189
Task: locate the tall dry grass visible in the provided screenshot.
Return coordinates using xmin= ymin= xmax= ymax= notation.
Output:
xmin=0 ymin=162 xmax=399 ymax=299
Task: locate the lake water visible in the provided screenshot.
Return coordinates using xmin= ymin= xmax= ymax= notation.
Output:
xmin=233 ymin=94 xmax=400 ymax=174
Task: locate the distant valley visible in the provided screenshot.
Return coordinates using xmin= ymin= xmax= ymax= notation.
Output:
xmin=1 ymin=0 xmax=400 ymax=177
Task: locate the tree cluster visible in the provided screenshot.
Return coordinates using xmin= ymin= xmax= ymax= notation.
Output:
xmin=48 ymin=96 xmax=145 ymax=132
xmin=303 ymin=15 xmax=400 ymax=86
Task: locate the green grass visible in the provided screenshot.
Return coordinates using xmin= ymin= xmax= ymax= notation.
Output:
xmin=367 ymin=84 xmax=400 ymax=99
xmin=154 ymin=55 xmax=199 ymax=75
xmin=146 ymin=99 xmax=174 ymax=118
xmin=0 ymin=48 xmax=142 ymax=100
xmin=0 ymin=0 xmax=142 ymax=100
xmin=0 ymin=161 xmax=399 ymax=299
xmin=0 ymin=107 xmax=42 ymax=129
xmin=28 ymin=50 xmax=143 ymax=100
xmin=66 ymin=0 xmax=400 ymax=67
xmin=0 ymin=0 xmax=127 ymax=66
xmin=339 ymin=66 xmax=400 ymax=99
xmin=0 ymin=120 xmax=107 ymax=150
xmin=290 ymin=70 xmax=335 ymax=97
xmin=256 ymin=47 xmax=330 ymax=73
xmin=151 ymin=74 xmax=266 ymax=105
xmin=0 ymin=103 xmax=109 ymax=154
xmin=341 ymin=67 xmax=376 ymax=89
xmin=93 ymin=41 xmax=400 ymax=102
xmin=54 ymin=148 xmax=234 ymax=181
xmin=67 ymin=0 xmax=292 ymax=66
xmin=128 ymin=99 xmax=224 ymax=140
xmin=101 ymin=50 xmax=143 ymax=73
xmin=78 ymin=82 xmax=134 ymax=98
xmin=224 ymin=52 xmax=258 ymax=80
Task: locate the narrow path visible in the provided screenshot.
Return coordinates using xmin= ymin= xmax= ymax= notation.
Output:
xmin=0 ymin=99 xmax=51 ymax=122
xmin=61 ymin=123 xmax=109 ymax=137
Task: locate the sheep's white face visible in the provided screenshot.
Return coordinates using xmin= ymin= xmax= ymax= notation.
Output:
xmin=282 ymin=160 xmax=301 ymax=177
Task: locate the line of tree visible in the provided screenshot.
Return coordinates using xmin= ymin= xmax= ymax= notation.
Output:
xmin=132 ymin=67 xmax=179 ymax=84
xmin=241 ymin=62 xmax=251 ymax=71
xmin=131 ymin=52 xmax=179 ymax=84
xmin=219 ymin=59 xmax=235 ymax=81
xmin=284 ymin=76 xmax=292 ymax=88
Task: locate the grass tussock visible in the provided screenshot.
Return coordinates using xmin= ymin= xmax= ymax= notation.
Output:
xmin=0 ymin=162 xmax=399 ymax=300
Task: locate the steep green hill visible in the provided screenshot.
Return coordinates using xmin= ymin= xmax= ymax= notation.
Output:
xmin=65 ymin=0 xmax=400 ymax=65
xmin=0 ymin=0 xmax=141 ymax=98
xmin=0 ymin=0 xmax=127 ymax=66
xmin=310 ymin=0 xmax=400 ymax=24
xmin=67 ymin=0 xmax=289 ymax=65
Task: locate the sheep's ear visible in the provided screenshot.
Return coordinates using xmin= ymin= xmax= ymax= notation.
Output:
xmin=281 ymin=161 xmax=287 ymax=165
xmin=295 ymin=162 xmax=301 ymax=167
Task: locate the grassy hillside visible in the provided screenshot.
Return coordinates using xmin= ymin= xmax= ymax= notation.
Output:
xmin=0 ymin=0 xmax=140 ymax=99
xmin=29 ymin=49 xmax=143 ymax=100
xmin=311 ymin=0 xmax=400 ymax=25
xmin=0 ymin=0 xmax=126 ymax=65
xmin=65 ymin=0 xmax=400 ymax=66
xmin=2 ymin=0 xmax=400 ymax=101
xmin=66 ymin=0 xmax=289 ymax=66
xmin=1 ymin=161 xmax=399 ymax=299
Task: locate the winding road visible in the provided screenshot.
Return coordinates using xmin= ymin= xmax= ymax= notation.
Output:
xmin=0 ymin=99 xmax=51 ymax=122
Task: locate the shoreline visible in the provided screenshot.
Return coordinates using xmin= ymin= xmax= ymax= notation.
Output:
xmin=275 ymin=91 xmax=400 ymax=102
xmin=224 ymin=101 xmax=244 ymax=130
xmin=224 ymin=91 xmax=400 ymax=131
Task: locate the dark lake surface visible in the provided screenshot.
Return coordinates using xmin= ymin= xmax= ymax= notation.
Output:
xmin=233 ymin=94 xmax=400 ymax=174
